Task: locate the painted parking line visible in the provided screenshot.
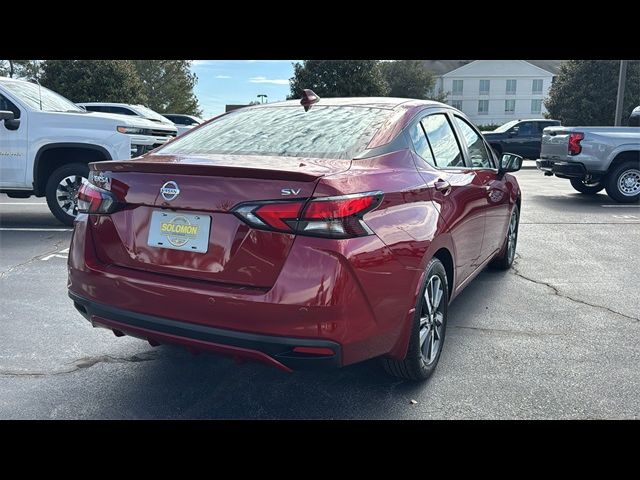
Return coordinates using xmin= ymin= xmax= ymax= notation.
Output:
xmin=0 ymin=228 xmax=72 ymax=232
xmin=601 ymin=204 xmax=640 ymax=208
xmin=41 ymin=248 xmax=69 ymax=261
xmin=0 ymin=203 xmax=48 ymax=206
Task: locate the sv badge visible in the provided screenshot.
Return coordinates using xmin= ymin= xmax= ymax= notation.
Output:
xmin=281 ymin=188 xmax=301 ymax=196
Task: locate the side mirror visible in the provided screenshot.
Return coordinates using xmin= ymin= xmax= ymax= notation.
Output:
xmin=0 ymin=110 xmax=15 ymax=121
xmin=499 ymin=153 xmax=523 ymax=173
xmin=0 ymin=110 xmax=20 ymax=130
xmin=508 ymin=127 xmax=519 ymax=137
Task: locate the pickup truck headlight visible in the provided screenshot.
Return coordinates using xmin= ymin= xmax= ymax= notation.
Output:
xmin=117 ymin=126 xmax=151 ymax=135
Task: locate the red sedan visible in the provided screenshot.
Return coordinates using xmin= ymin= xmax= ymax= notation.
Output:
xmin=68 ymin=92 xmax=522 ymax=380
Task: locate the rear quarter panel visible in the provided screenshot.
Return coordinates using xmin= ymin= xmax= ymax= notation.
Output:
xmin=314 ymin=150 xmax=452 ymax=359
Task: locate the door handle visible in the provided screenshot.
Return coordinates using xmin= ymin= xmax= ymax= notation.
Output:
xmin=434 ymin=179 xmax=452 ymax=195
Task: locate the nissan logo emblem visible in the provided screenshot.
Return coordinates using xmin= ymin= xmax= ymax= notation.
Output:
xmin=160 ymin=181 xmax=180 ymax=201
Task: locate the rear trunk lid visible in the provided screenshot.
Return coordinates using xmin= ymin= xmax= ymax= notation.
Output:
xmin=88 ymin=153 xmax=351 ymax=288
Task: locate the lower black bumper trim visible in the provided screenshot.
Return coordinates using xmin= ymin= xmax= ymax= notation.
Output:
xmin=69 ymin=291 xmax=342 ymax=370
xmin=536 ymin=160 xmax=587 ymax=178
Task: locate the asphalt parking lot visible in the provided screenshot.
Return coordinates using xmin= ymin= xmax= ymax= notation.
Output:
xmin=1 ymin=168 xmax=638 ymax=419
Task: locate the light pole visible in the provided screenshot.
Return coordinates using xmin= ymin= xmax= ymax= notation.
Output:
xmin=614 ymin=60 xmax=628 ymax=126
xmin=257 ymin=94 xmax=268 ymax=104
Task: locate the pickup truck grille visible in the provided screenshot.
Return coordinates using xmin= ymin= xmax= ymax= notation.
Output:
xmin=151 ymin=129 xmax=176 ymax=138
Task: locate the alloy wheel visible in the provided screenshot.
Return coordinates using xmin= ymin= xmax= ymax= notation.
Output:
xmin=506 ymin=209 xmax=518 ymax=263
xmin=56 ymin=175 xmax=87 ymax=218
xmin=420 ymin=275 xmax=445 ymax=365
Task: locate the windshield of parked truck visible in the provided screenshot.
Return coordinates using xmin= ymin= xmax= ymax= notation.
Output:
xmin=0 ymin=78 xmax=84 ymax=113
xmin=493 ymin=120 xmax=520 ymax=133
xmin=132 ymin=105 xmax=171 ymax=123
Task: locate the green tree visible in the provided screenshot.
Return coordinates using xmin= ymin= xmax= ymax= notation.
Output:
xmin=545 ymin=60 xmax=640 ymax=126
xmin=40 ymin=60 xmax=146 ymax=104
xmin=381 ymin=60 xmax=444 ymax=100
xmin=0 ymin=60 xmax=42 ymax=79
xmin=288 ymin=60 xmax=389 ymax=99
xmin=132 ymin=60 xmax=201 ymax=115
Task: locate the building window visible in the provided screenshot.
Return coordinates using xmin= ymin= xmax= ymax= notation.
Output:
xmin=452 ymin=80 xmax=463 ymax=95
xmin=479 ymin=79 xmax=490 ymax=95
xmin=531 ymin=99 xmax=542 ymax=114
xmin=506 ymin=79 xmax=517 ymax=95
xmin=505 ymin=100 xmax=516 ymax=114
xmin=478 ymin=100 xmax=489 ymax=115
xmin=532 ymin=79 xmax=543 ymax=95
xmin=451 ymin=100 xmax=463 ymax=110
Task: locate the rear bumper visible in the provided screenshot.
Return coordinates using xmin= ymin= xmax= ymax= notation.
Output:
xmin=68 ymin=214 xmax=420 ymax=369
xmin=536 ymin=159 xmax=587 ymax=178
xmin=70 ymin=291 xmax=341 ymax=371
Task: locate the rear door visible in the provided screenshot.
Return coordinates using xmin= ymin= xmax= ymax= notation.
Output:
xmin=413 ymin=111 xmax=486 ymax=288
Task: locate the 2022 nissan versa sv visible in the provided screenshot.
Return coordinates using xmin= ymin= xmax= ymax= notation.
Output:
xmin=68 ymin=92 xmax=523 ymax=380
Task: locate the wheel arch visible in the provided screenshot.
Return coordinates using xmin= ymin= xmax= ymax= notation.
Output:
xmin=606 ymin=148 xmax=640 ymax=173
xmin=33 ymin=143 xmax=111 ymax=196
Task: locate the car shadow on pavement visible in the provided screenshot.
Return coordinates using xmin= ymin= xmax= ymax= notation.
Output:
xmin=95 ymin=347 xmax=430 ymax=419
xmin=86 ymin=278 xmax=501 ymax=419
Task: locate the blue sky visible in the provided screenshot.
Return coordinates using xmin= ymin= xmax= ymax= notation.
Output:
xmin=191 ymin=60 xmax=299 ymax=118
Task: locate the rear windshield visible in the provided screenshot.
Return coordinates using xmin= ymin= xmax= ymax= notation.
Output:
xmin=157 ymin=105 xmax=391 ymax=159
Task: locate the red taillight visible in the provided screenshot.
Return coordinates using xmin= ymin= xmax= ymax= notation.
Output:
xmin=253 ymin=202 xmax=303 ymax=231
xmin=303 ymin=196 xmax=375 ymax=219
xmin=232 ymin=191 xmax=383 ymax=239
xmin=568 ymin=132 xmax=584 ymax=156
xmin=77 ymin=183 xmax=121 ymax=214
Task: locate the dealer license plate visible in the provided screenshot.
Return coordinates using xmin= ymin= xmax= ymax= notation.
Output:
xmin=147 ymin=210 xmax=211 ymax=254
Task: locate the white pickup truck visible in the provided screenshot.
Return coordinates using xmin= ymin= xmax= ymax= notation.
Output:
xmin=0 ymin=76 xmax=177 ymax=225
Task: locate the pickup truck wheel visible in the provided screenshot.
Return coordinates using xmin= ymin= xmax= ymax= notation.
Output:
xmin=45 ymin=163 xmax=89 ymax=226
xmin=569 ymin=178 xmax=605 ymax=195
xmin=605 ymin=161 xmax=640 ymax=203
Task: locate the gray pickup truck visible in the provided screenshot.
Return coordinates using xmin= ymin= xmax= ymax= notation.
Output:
xmin=537 ymin=117 xmax=640 ymax=203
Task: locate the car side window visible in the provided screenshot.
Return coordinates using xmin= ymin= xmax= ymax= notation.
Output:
xmin=453 ymin=116 xmax=493 ymax=169
xmin=409 ymin=120 xmax=436 ymax=167
xmin=421 ymin=114 xmax=464 ymax=168
xmin=0 ymin=94 xmax=21 ymax=119
xmin=517 ymin=122 xmax=536 ymax=136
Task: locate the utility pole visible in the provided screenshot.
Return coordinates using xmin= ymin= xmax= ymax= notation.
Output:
xmin=614 ymin=60 xmax=628 ymax=126
xmin=257 ymin=94 xmax=267 ymax=104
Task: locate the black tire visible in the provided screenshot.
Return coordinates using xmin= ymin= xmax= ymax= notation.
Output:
xmin=604 ymin=160 xmax=640 ymax=203
xmin=382 ymin=257 xmax=449 ymax=381
xmin=491 ymin=204 xmax=519 ymax=270
xmin=569 ymin=178 xmax=605 ymax=195
xmin=45 ymin=163 xmax=89 ymax=226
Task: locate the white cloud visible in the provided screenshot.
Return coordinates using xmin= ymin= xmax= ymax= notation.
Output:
xmin=249 ymin=76 xmax=289 ymax=85
xmin=215 ymin=75 xmax=231 ymax=79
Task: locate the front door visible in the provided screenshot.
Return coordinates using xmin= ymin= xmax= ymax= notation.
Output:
xmin=504 ymin=121 xmax=538 ymax=159
xmin=452 ymin=115 xmax=511 ymax=261
xmin=0 ymin=93 xmax=28 ymax=188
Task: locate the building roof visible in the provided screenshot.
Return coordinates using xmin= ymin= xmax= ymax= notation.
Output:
xmin=525 ymin=60 xmax=564 ymax=75
xmin=423 ymin=60 xmax=565 ymax=76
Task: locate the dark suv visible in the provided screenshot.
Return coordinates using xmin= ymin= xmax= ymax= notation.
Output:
xmin=483 ymin=119 xmax=561 ymax=159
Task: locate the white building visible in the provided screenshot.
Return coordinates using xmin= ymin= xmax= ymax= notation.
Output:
xmin=428 ymin=60 xmax=563 ymax=126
